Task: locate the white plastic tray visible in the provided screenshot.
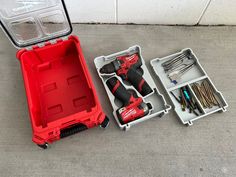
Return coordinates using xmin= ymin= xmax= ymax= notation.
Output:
xmin=150 ymin=48 xmax=228 ymax=126
xmin=94 ymin=45 xmax=171 ymax=130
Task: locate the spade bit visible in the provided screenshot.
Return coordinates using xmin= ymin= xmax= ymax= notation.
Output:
xmin=162 ymin=50 xmax=192 ymax=71
xmin=166 ymin=59 xmax=195 ymax=74
xmin=168 ymin=62 xmax=195 ymax=84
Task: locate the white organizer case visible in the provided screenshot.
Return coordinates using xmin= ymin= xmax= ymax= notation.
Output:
xmin=94 ymin=45 xmax=171 ymax=130
xmin=150 ymin=48 xmax=228 ymax=126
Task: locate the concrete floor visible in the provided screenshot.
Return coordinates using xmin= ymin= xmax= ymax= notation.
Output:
xmin=0 ymin=24 xmax=235 ymax=177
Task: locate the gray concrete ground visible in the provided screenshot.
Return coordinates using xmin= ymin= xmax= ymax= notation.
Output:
xmin=0 ymin=24 xmax=235 ymax=177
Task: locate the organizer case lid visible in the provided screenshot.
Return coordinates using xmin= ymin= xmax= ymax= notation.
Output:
xmin=0 ymin=0 xmax=72 ymax=48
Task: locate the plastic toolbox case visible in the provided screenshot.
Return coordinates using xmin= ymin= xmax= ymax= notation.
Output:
xmin=94 ymin=46 xmax=171 ymax=131
xmin=150 ymin=48 xmax=228 ymax=126
xmin=0 ymin=0 xmax=109 ymax=148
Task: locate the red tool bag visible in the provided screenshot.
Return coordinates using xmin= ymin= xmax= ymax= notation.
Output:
xmin=0 ymin=0 xmax=109 ymax=149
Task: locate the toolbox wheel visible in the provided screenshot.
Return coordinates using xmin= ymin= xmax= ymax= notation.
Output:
xmin=100 ymin=116 xmax=109 ymax=129
xmin=37 ymin=143 xmax=49 ymax=149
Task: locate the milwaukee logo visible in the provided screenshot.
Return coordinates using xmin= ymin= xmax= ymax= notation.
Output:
xmin=124 ymin=109 xmax=137 ymax=118
xmin=126 ymin=54 xmax=136 ymax=61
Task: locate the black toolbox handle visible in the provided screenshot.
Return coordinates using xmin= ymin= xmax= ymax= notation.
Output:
xmin=60 ymin=124 xmax=88 ymax=138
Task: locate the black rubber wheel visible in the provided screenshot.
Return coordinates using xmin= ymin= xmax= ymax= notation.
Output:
xmin=37 ymin=143 xmax=49 ymax=149
xmin=100 ymin=116 xmax=109 ymax=129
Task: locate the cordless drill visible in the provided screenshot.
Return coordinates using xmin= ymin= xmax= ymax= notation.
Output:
xmin=100 ymin=53 xmax=152 ymax=96
xmin=106 ymin=77 xmax=150 ymax=124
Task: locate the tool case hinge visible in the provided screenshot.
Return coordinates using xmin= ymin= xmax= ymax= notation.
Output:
xmin=25 ymin=36 xmax=69 ymax=51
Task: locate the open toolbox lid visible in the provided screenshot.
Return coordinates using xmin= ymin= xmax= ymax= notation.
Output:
xmin=0 ymin=0 xmax=72 ymax=48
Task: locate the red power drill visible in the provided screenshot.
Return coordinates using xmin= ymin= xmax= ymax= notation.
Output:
xmin=106 ymin=77 xmax=150 ymax=124
xmin=100 ymin=53 xmax=152 ymax=96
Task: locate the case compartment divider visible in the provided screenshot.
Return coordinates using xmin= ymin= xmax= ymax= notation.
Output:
xmin=186 ymin=84 xmax=206 ymax=114
xmin=167 ymin=76 xmax=208 ymax=92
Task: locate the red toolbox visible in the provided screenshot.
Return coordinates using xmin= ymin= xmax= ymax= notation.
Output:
xmin=0 ymin=0 xmax=109 ymax=148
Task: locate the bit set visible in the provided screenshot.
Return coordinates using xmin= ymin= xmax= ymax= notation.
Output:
xmin=171 ymin=86 xmax=203 ymax=116
xmin=151 ymin=48 xmax=228 ymax=125
xmin=191 ymin=80 xmax=222 ymax=109
xmin=161 ymin=50 xmax=195 ymax=84
xmin=170 ymin=79 xmax=223 ymax=118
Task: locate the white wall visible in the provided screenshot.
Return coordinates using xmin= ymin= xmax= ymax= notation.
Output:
xmin=65 ymin=0 xmax=236 ymax=25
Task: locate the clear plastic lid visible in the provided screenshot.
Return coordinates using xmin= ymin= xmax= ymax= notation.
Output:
xmin=0 ymin=0 xmax=72 ymax=48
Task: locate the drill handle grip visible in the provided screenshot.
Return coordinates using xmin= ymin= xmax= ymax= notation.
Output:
xmin=106 ymin=77 xmax=131 ymax=106
xmin=127 ymin=68 xmax=152 ymax=96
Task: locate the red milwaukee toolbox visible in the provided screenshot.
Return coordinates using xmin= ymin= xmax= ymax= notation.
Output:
xmin=0 ymin=0 xmax=109 ymax=149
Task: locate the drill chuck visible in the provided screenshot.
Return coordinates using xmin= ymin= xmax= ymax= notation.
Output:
xmin=100 ymin=60 xmax=120 ymax=74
